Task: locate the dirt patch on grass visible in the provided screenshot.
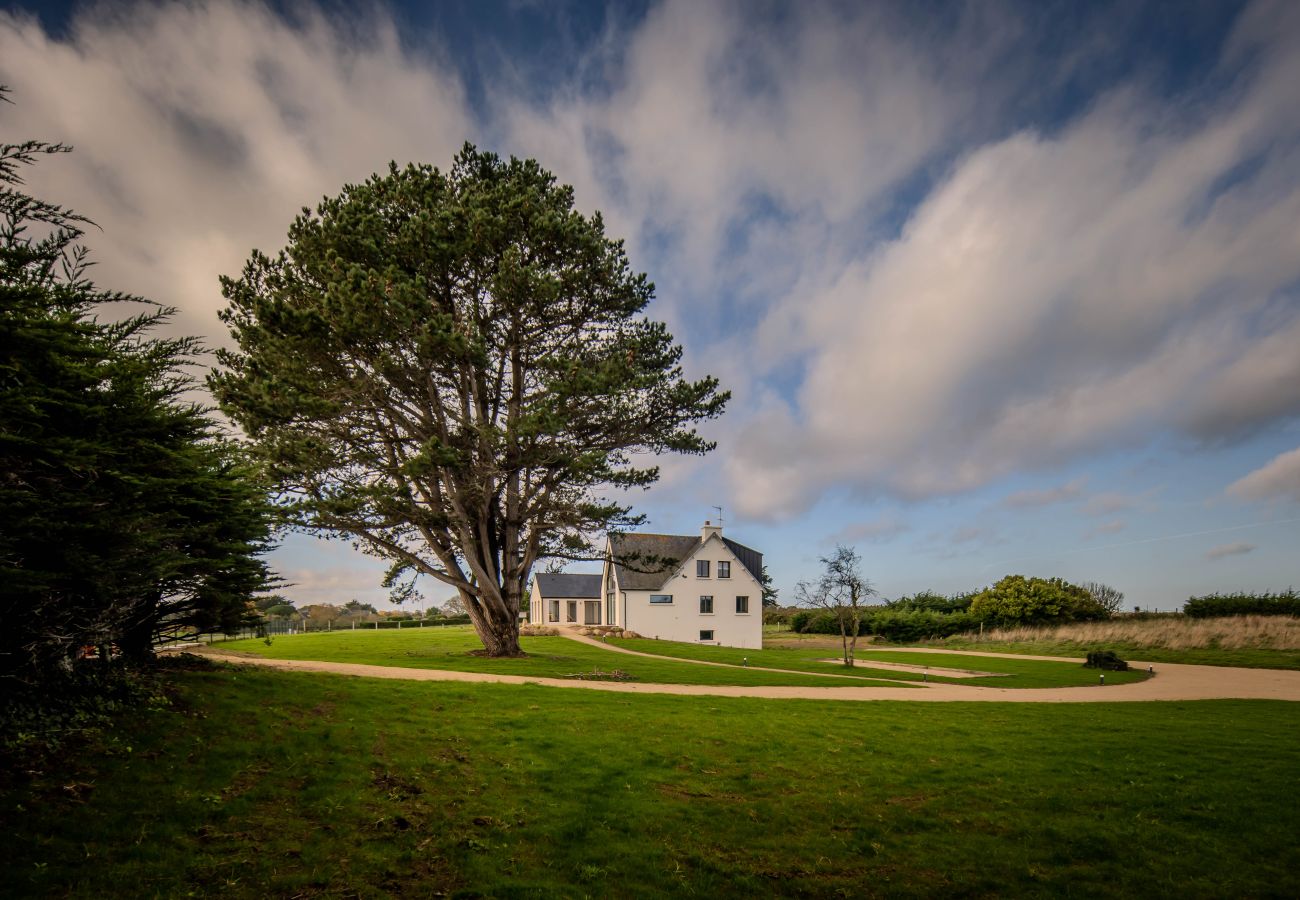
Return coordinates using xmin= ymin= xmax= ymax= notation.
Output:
xmin=814 ymin=658 xmax=1009 ymax=679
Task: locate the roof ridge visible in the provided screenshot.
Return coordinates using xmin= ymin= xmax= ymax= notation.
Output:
xmin=611 ymin=530 xmax=696 ymax=540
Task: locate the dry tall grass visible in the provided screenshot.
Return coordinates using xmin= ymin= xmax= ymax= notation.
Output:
xmin=960 ymin=615 xmax=1300 ymax=650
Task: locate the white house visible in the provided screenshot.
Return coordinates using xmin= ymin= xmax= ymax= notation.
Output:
xmin=529 ymin=573 xmax=603 ymax=626
xmin=602 ymin=522 xmax=764 ymax=649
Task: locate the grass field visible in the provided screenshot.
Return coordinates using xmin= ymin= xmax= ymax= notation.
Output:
xmin=217 ymin=627 xmax=918 ymax=688
xmin=3 ymin=662 xmax=1297 ymax=898
xmin=610 ymin=637 xmax=1148 ymax=688
xmin=220 ymin=627 xmax=1146 ymax=689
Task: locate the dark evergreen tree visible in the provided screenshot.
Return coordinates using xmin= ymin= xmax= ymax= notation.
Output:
xmin=760 ymin=565 xmax=779 ymax=607
xmin=212 ymin=146 xmax=727 ymax=656
xmin=0 ymin=89 xmax=276 ymax=684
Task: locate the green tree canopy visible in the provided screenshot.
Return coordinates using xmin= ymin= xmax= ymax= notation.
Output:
xmin=968 ymin=575 xmax=1108 ymax=626
xmin=212 ymin=146 xmax=727 ymax=656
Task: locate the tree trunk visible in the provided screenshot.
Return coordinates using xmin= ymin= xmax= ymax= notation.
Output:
xmin=476 ymin=613 xmax=523 ymax=656
xmin=118 ymin=602 xmax=159 ymax=663
xmin=464 ymin=588 xmax=524 ymax=657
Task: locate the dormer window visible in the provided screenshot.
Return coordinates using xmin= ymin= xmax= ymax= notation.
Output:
xmin=696 ymin=560 xmax=710 ymax=578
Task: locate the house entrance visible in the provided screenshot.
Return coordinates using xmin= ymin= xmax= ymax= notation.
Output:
xmin=583 ymin=601 xmax=601 ymax=625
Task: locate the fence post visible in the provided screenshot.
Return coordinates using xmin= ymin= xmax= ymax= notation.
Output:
xmin=398 ymin=620 xmax=401 ymax=630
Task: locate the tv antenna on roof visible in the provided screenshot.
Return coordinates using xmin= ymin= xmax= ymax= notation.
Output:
xmin=713 ymin=505 xmax=724 ymax=528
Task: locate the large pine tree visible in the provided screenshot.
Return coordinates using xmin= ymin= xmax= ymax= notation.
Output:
xmin=212 ymin=146 xmax=728 ymax=657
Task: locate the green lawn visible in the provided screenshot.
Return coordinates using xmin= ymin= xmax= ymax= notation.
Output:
xmin=4 ymin=663 xmax=1297 ymax=897
xmin=218 ymin=627 xmax=916 ymax=688
xmin=611 ymin=637 xmax=1148 ymax=688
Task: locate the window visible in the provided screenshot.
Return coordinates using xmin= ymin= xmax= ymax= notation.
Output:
xmin=606 ymin=586 xmax=616 ymax=625
xmin=566 ymin=600 xmax=577 ymax=622
xmin=699 ymin=595 xmax=714 ymax=614
xmin=649 ymin=594 xmax=673 ymax=604
xmin=736 ymin=595 xmax=749 ymax=614
xmin=549 ymin=600 xmax=559 ymax=622
xmin=699 ymin=630 xmax=714 ymax=641
xmin=718 ymin=561 xmax=731 ymax=579
xmin=696 ymin=559 xmax=710 ymax=578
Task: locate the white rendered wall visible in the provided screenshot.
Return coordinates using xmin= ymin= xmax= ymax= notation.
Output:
xmin=621 ymin=535 xmax=762 ymax=649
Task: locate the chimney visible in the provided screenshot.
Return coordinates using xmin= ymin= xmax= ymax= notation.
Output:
xmin=701 ymin=520 xmax=722 ymax=542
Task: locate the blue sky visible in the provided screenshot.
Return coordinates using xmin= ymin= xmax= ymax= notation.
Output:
xmin=3 ymin=0 xmax=1298 ymax=611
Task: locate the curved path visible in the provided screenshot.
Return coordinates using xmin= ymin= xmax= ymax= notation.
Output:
xmin=194 ymin=643 xmax=1300 ymax=702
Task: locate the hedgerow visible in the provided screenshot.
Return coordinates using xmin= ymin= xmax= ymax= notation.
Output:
xmin=1184 ymin=591 xmax=1300 ymax=619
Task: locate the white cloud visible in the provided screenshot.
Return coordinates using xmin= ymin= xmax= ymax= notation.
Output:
xmin=727 ymin=1 xmax=1300 ymax=515
xmin=1205 ymin=541 xmax=1255 ymax=560
xmin=0 ymin=2 xmax=471 ymax=346
xmin=493 ymin=0 xmax=1031 ymax=361
xmin=1228 ymin=446 xmax=1300 ymax=503
xmin=7 ymin=0 xmax=1300 ymax=545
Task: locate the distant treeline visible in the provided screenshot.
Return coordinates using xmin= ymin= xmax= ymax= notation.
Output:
xmin=1184 ymin=591 xmax=1300 ymax=619
xmin=769 ymin=579 xmax=1300 ymax=643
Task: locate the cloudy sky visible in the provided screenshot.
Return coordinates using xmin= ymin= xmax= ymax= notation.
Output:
xmin=3 ymin=0 xmax=1298 ymax=611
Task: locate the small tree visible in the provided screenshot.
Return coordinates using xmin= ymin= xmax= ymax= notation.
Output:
xmin=303 ymin=604 xmax=345 ymax=626
xmin=796 ymin=546 xmax=875 ymax=667
xmin=212 ymin=146 xmax=727 ymax=657
xmin=440 ymin=595 xmax=467 ymax=618
xmin=1082 ymin=581 xmax=1124 ymax=616
xmin=760 ymin=565 xmax=779 ymax=607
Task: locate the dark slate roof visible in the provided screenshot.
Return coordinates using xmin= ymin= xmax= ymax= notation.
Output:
xmin=722 ymin=537 xmax=764 ymax=585
xmin=534 ymin=573 xmax=603 ymax=599
xmin=608 ymin=532 xmax=763 ymax=591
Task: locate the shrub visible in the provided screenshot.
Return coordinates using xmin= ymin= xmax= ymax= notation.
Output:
xmin=763 ymin=606 xmax=799 ymax=627
xmin=865 ymin=610 xmax=977 ymax=643
xmin=1184 ymin=591 xmax=1300 ymax=619
xmin=792 ymin=611 xmax=835 ymax=634
xmin=789 ymin=610 xmax=815 ymax=633
xmin=789 ymin=608 xmax=976 ymax=642
xmin=968 ymin=575 xmax=1108 ymax=626
xmin=888 ymin=591 xmax=975 ymax=614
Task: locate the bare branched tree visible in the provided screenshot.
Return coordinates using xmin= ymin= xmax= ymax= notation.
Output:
xmin=1083 ymin=582 xmax=1124 ymax=615
xmin=796 ymin=545 xmax=875 ymax=667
